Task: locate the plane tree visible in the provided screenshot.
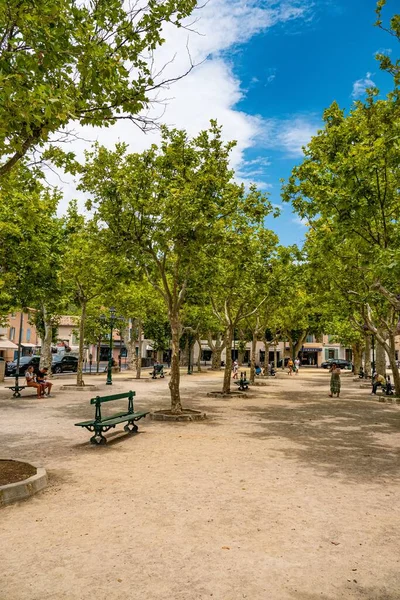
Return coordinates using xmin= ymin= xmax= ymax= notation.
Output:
xmin=79 ymin=122 xmax=271 ymax=412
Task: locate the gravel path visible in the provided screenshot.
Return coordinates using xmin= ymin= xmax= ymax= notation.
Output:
xmin=1 ymin=369 xmax=400 ymax=600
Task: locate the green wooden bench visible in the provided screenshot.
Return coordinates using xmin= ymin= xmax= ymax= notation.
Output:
xmin=6 ymin=385 xmax=27 ymax=398
xmin=234 ymin=371 xmax=250 ymax=391
xmin=75 ymin=390 xmax=149 ymax=445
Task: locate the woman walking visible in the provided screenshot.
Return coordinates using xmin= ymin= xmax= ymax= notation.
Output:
xmin=329 ymin=363 xmax=341 ymax=398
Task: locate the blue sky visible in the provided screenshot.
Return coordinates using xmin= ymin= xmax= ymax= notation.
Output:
xmin=61 ymin=0 xmax=396 ymax=250
xmin=230 ymin=0 xmax=395 ymax=246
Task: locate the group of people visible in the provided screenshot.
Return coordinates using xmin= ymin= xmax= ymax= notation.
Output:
xmin=287 ymin=358 xmax=301 ymax=375
xmin=232 ymin=360 xmax=276 ymax=378
xmin=25 ymin=366 xmax=53 ymax=398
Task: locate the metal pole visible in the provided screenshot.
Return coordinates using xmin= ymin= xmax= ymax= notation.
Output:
xmin=106 ymin=317 xmax=113 ymax=385
xmin=187 ymin=332 xmax=192 ymax=375
xmin=14 ymin=311 xmax=24 ymax=393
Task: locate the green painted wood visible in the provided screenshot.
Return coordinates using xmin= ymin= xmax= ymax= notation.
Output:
xmin=90 ymin=391 xmax=135 ymax=405
xmin=100 ymin=411 xmax=149 ymax=426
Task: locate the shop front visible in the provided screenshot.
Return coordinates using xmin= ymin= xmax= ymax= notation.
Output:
xmin=301 ymin=347 xmax=322 ymax=366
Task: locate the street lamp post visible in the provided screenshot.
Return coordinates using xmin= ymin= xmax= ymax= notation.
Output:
xmin=13 ymin=311 xmax=24 ymax=397
xmin=187 ymin=332 xmax=192 ymax=375
xmin=105 ymin=307 xmax=116 ymax=385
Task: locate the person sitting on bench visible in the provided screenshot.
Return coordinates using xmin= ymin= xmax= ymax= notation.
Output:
xmin=37 ymin=367 xmax=53 ymax=396
xmin=25 ymin=366 xmax=44 ymax=398
xmin=371 ymin=373 xmax=385 ymax=395
xmin=255 ymin=365 xmax=262 ymax=376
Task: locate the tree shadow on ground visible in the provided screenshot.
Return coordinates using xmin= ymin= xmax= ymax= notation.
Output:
xmin=241 ymin=390 xmax=400 ymax=483
xmin=293 ymin=585 xmax=400 ymax=600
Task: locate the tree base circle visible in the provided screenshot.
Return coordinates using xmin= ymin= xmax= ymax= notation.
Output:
xmin=151 ymin=409 xmax=206 ymax=422
xmin=206 ymin=391 xmax=248 ymax=398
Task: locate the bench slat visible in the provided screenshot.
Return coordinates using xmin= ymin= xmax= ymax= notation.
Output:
xmin=75 ymin=411 xmax=130 ymax=427
xmin=101 ymin=412 xmax=149 ymax=426
xmin=75 ymin=411 xmax=149 ymax=428
xmin=90 ymin=391 xmax=135 ymax=405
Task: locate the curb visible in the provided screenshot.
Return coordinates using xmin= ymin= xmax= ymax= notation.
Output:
xmin=0 ymin=461 xmax=47 ymax=506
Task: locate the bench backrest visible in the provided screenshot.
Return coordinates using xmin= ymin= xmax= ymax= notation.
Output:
xmin=153 ymin=365 xmax=163 ymax=373
xmin=90 ymin=391 xmax=135 ymax=405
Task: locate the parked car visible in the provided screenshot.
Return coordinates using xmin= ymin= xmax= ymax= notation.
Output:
xmin=51 ymin=355 xmax=78 ymax=373
xmin=6 ymin=355 xmax=40 ymax=376
xmin=320 ymin=358 xmax=352 ymax=370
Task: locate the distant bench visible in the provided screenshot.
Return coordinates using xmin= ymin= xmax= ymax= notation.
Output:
xmin=75 ymin=391 xmax=149 ymax=445
xmin=151 ymin=364 xmax=164 ymax=379
xmin=234 ymin=371 xmax=250 ymax=391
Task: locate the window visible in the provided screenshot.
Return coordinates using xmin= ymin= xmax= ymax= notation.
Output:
xmin=325 ymin=348 xmax=338 ymax=360
xmin=9 ymin=327 xmax=15 ymax=341
xmin=26 ymin=329 xmax=31 ymax=342
xmin=305 ymin=335 xmax=315 ymax=343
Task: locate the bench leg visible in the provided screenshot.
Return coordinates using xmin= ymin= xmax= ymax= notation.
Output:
xmin=13 ymin=391 xmax=21 ymax=398
xmin=90 ymin=428 xmax=107 ymax=445
xmin=124 ymin=422 xmax=138 ymax=434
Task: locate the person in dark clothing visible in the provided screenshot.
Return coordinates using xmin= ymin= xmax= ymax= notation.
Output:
xmin=37 ymin=367 xmax=53 ymax=396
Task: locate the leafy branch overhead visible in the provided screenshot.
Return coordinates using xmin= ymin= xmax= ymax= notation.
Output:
xmin=0 ymin=0 xmax=197 ymax=176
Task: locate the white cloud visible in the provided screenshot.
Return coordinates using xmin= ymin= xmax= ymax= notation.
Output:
xmin=257 ymin=114 xmax=320 ymax=157
xmin=352 ymin=72 xmax=376 ymax=98
xmin=292 ymin=215 xmax=308 ymax=226
xmin=46 ymin=0 xmax=313 ymax=213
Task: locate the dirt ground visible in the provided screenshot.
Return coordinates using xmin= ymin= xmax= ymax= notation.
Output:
xmin=1 ymin=368 xmax=400 ymax=600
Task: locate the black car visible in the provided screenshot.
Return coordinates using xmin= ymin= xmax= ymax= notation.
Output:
xmin=6 ymin=355 xmax=40 ymax=376
xmin=320 ymin=358 xmax=352 ymax=370
xmin=51 ymin=355 xmax=78 ymax=373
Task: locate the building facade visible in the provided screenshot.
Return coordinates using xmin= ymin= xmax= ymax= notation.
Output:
xmin=0 ymin=311 xmax=41 ymax=362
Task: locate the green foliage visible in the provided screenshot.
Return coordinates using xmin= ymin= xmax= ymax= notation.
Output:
xmin=375 ymin=1 xmax=400 ymax=86
xmin=0 ymin=0 xmax=196 ymax=175
xmin=0 ymin=161 xmax=65 ymax=311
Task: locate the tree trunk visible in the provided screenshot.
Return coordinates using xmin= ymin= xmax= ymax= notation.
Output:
xmin=250 ymin=330 xmax=257 ymax=384
xmin=238 ymin=330 xmax=245 ymax=366
xmin=387 ymin=332 xmax=400 ymax=397
xmin=157 ymin=349 xmax=163 ymax=363
xmin=263 ymin=339 xmax=269 ymax=374
xmin=77 ymin=301 xmax=86 ymax=386
xmin=135 ymin=318 xmax=142 ymax=379
xmin=352 ymin=342 xmax=362 ymax=375
xmin=39 ymin=305 xmax=53 ymax=375
xmin=375 ymin=338 xmax=386 ymax=377
xmin=180 ymin=336 xmax=188 ymax=366
xmin=222 ymin=326 xmax=233 ymax=394
xmin=169 ymin=316 xmax=182 ymax=413
xmin=364 ymin=335 xmax=371 ymax=377
xmin=209 ymin=331 xmax=225 ymax=370
xmin=96 ymin=336 xmax=101 ymax=373
xmin=125 ymin=319 xmax=136 ymax=371
xmin=273 ymin=340 xmax=278 ymax=369
xmin=196 ymin=338 xmax=202 ymax=372
xmin=294 ymin=332 xmax=307 ymax=359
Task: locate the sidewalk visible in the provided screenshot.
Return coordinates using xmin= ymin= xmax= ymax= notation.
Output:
xmin=1 ymin=370 xmax=400 ymax=599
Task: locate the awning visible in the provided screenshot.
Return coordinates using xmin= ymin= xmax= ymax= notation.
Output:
xmin=146 ymin=344 xmax=154 ymax=351
xmin=302 ymin=348 xmax=322 ymax=352
xmin=0 ymin=339 xmax=18 ymax=350
xmin=21 ymin=343 xmax=40 ymax=348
